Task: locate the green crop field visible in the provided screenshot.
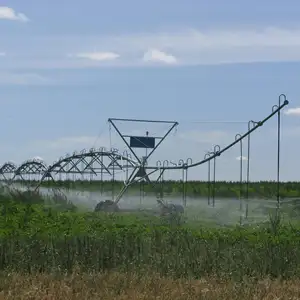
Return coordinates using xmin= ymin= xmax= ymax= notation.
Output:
xmin=0 ymin=185 xmax=300 ymax=283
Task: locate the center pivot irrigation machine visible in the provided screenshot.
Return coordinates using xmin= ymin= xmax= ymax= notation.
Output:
xmin=0 ymin=94 xmax=290 ymax=219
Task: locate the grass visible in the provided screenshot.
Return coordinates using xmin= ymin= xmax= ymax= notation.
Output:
xmin=2 ymin=271 xmax=300 ymax=299
xmin=2 ymin=186 xmax=300 ymax=297
xmin=0 ymin=199 xmax=298 ymax=279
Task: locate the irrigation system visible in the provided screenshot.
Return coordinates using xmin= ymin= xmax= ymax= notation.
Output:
xmin=0 ymin=94 xmax=290 ymax=218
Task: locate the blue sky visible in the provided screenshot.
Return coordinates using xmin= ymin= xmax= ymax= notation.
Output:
xmin=0 ymin=1 xmax=300 ymax=181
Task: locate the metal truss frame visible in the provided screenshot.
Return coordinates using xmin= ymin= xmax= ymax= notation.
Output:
xmin=0 ymin=162 xmax=17 ymax=182
xmin=143 ymin=95 xmax=289 ymax=171
xmin=34 ymin=147 xmax=139 ymax=198
xmin=11 ymin=159 xmax=48 ymax=187
xmin=0 ymin=94 xmax=290 ymax=211
xmin=108 ymin=118 xmax=179 ymax=203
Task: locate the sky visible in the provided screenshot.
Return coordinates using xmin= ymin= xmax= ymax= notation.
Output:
xmin=0 ymin=0 xmax=300 ymax=182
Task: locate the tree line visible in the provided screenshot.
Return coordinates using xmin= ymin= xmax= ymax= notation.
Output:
xmin=34 ymin=180 xmax=300 ymax=198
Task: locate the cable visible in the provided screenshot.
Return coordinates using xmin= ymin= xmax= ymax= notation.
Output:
xmin=109 ymin=122 xmax=112 ymax=149
xmin=92 ymin=120 xmax=109 ymax=148
xmin=178 ymin=120 xmax=248 ymax=124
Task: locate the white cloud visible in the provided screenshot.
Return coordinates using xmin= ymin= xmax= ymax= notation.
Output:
xmin=0 ymin=73 xmax=53 ymax=86
xmin=0 ymin=6 xmax=29 ymax=22
xmin=31 ymin=156 xmax=46 ymax=165
xmin=143 ymin=49 xmax=177 ymax=64
xmin=284 ymin=107 xmax=300 ymax=116
xmin=236 ymin=156 xmax=248 ymax=161
xmin=71 ymin=51 xmax=120 ymax=61
xmin=33 ymin=156 xmax=44 ymax=161
xmin=5 ymin=26 xmax=300 ymax=69
xmin=0 ymin=52 xmax=5 ymax=56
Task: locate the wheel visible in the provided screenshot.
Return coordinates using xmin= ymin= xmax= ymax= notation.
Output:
xmin=94 ymin=200 xmax=119 ymax=212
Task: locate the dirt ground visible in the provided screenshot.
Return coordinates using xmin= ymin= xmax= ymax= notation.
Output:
xmin=1 ymin=271 xmax=300 ymax=300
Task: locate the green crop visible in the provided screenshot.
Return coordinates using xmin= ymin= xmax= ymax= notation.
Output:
xmin=0 ymin=190 xmax=300 ymax=280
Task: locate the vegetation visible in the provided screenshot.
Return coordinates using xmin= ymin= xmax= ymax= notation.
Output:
xmin=1 ymin=186 xmax=300 ymax=297
xmin=0 ymin=188 xmax=298 ymax=279
xmin=32 ymin=179 xmax=300 ymax=198
xmin=1 ymin=271 xmax=300 ymax=299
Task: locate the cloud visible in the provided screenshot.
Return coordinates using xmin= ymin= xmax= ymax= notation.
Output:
xmin=236 ymin=156 xmax=248 ymax=161
xmin=6 ymin=26 xmax=300 ymax=69
xmin=143 ymin=49 xmax=177 ymax=64
xmin=71 ymin=51 xmax=120 ymax=61
xmin=32 ymin=156 xmax=44 ymax=161
xmin=0 ymin=73 xmax=53 ymax=86
xmin=0 ymin=52 xmax=5 ymax=57
xmin=0 ymin=6 xmax=29 ymax=22
xmin=284 ymin=107 xmax=300 ymax=116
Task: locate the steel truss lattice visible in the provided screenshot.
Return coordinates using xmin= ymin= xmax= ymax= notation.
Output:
xmin=0 ymin=94 xmax=290 ymax=219
xmin=0 ymin=162 xmax=17 ymax=182
xmin=35 ymin=147 xmax=139 ymax=196
xmin=13 ymin=159 xmax=48 ymax=188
